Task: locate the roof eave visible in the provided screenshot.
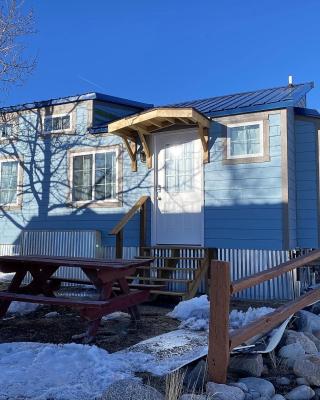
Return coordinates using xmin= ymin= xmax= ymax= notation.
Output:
xmin=207 ymin=101 xmax=295 ymax=118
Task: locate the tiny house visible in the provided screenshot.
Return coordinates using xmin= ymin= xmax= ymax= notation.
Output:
xmin=0 ymin=82 xmax=319 ymax=298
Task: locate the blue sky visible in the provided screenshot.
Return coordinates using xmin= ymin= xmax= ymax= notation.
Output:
xmin=3 ymin=0 xmax=320 ymax=109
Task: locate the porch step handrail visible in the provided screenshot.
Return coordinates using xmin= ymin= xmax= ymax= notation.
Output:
xmin=109 ymin=195 xmax=149 ymax=258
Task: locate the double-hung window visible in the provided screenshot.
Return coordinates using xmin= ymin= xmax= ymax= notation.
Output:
xmin=227 ymin=121 xmax=263 ymax=159
xmin=0 ymin=160 xmax=19 ymax=205
xmin=71 ymin=148 xmax=118 ymax=203
xmin=43 ymin=114 xmax=71 ymax=133
xmin=0 ymin=123 xmax=13 ymax=139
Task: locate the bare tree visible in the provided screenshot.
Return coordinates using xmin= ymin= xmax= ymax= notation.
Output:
xmin=0 ymin=0 xmax=35 ymax=91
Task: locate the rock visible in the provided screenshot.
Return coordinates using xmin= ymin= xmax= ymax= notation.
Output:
xmin=278 ymin=343 xmax=305 ymax=367
xmin=296 ymin=310 xmax=320 ymax=333
xmin=180 ymin=395 xmax=208 ymax=400
xmin=276 ymin=377 xmax=291 ymax=385
xmin=295 ymin=377 xmax=309 ymax=385
xmin=229 ymin=382 xmax=248 ymax=392
xmin=285 ymin=330 xmax=318 ymax=354
xmin=184 ymin=360 xmax=207 ymax=391
xmin=102 ymin=379 xmax=164 ymax=400
xmin=308 ymin=301 xmax=320 ymax=315
xmin=285 ymin=385 xmax=315 ymax=400
xmin=303 ymin=331 xmax=320 ymax=351
xmin=239 ymin=378 xmax=275 ymax=398
xmin=44 ymin=311 xmax=60 ymax=318
xmin=272 ymin=395 xmax=286 ymax=400
xmin=293 ymin=354 xmax=320 ymax=386
xmin=229 ymin=354 xmax=263 ymax=377
xmin=206 ymin=382 xmax=245 ymax=400
xmin=314 ymin=388 xmax=320 ymax=400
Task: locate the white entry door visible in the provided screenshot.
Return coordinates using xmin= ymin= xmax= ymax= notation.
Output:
xmin=154 ymin=130 xmax=204 ymax=245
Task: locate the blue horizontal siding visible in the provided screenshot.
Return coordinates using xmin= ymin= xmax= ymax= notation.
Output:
xmin=295 ymin=119 xmax=319 ymax=248
xmin=204 ymin=112 xmax=284 ymax=250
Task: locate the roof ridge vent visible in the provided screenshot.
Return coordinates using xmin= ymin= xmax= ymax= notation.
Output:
xmin=288 ymin=75 xmax=293 ymax=87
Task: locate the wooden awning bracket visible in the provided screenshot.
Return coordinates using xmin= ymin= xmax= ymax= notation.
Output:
xmin=133 ymin=127 xmax=152 ymax=169
xmin=198 ymin=124 xmax=209 ymax=163
xmin=122 ymin=137 xmax=137 ymax=172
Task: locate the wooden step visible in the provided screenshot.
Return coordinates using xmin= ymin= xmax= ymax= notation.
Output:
xmin=135 ymin=266 xmax=198 ymax=272
xmin=141 ymin=245 xmax=204 ymax=250
xmin=136 ymin=256 xmax=203 ymax=260
xmin=49 ymin=277 xmax=165 ymax=291
xmin=126 ymin=276 xmax=191 ymax=283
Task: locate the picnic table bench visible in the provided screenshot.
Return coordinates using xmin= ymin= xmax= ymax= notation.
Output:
xmin=0 ymin=255 xmax=154 ymax=341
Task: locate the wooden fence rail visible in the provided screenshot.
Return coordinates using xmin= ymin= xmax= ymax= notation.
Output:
xmin=207 ymin=249 xmax=320 ymax=384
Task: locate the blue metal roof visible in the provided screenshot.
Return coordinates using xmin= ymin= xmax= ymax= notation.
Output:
xmin=0 ymin=92 xmax=153 ymax=113
xmin=167 ymin=82 xmax=314 ymax=117
xmin=294 ymin=107 xmax=320 ymax=119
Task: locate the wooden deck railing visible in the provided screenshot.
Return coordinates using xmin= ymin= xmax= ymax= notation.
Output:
xmin=109 ymin=196 xmax=149 ymax=258
xmin=208 ymin=249 xmax=320 ymax=384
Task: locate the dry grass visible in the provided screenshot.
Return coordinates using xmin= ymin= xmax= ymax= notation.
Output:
xmin=165 ymin=370 xmax=186 ymax=400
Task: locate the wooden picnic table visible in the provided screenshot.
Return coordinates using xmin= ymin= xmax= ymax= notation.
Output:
xmin=0 ymin=255 xmax=153 ymax=341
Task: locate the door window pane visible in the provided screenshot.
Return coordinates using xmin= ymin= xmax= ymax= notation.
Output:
xmin=0 ymin=161 xmax=18 ymax=204
xmin=165 ymin=142 xmax=194 ymax=193
xmin=72 ymin=154 xmax=93 ymax=201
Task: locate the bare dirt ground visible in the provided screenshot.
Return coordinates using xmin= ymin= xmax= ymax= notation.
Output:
xmin=0 ymin=302 xmax=180 ymax=352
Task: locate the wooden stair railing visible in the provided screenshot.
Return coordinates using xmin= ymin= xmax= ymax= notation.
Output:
xmin=109 ymin=195 xmax=149 ymax=258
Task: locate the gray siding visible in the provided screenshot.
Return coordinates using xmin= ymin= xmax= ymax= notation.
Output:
xmin=295 ymin=118 xmax=319 ymax=248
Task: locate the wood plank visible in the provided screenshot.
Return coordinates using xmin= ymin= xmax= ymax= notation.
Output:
xmin=0 ymin=255 xmax=153 ymax=271
xmin=126 ymin=276 xmax=191 ymax=283
xmin=122 ymin=137 xmax=137 ymax=172
xmin=136 ymin=129 xmax=152 ymax=169
xmin=230 ymin=287 xmax=320 ymax=349
xmin=0 ymin=292 xmax=110 ymax=308
xmin=198 ymin=124 xmax=209 ymax=164
xmin=109 ymin=196 xmax=149 ymax=235
xmin=207 ymin=261 xmax=230 ymax=384
xmin=108 ymin=107 xmax=210 ymax=133
xmin=231 ymin=249 xmax=320 ymax=294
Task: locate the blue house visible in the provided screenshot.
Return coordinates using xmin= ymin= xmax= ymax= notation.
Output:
xmin=0 ymin=81 xmax=319 ymax=298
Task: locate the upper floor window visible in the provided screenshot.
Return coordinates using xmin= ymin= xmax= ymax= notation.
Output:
xmin=70 ymin=148 xmax=118 ymax=203
xmin=227 ymin=121 xmax=263 ymax=159
xmin=43 ymin=114 xmax=71 ymax=133
xmin=0 ymin=160 xmax=19 ymax=205
xmin=0 ymin=123 xmax=13 ymax=139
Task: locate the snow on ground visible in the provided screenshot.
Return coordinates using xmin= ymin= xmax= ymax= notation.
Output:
xmin=0 ymin=342 xmax=153 ymax=400
xmin=0 ymin=272 xmax=14 ymax=282
xmin=7 ymin=301 xmax=40 ymax=315
xmin=168 ymin=295 xmax=274 ymax=331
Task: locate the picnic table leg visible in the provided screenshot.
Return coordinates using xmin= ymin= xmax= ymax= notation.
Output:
xmin=117 ymin=277 xmax=141 ymax=322
xmin=0 ymin=269 xmax=27 ymax=317
xmin=22 ymin=266 xmax=58 ymax=296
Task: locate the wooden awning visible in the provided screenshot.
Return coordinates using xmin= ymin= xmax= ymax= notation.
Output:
xmin=107 ymin=107 xmax=211 ymax=171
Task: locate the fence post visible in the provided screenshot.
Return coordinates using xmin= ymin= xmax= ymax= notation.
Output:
xmin=207 ymin=260 xmax=231 ymax=384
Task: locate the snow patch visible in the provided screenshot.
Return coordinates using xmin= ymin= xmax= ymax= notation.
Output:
xmin=0 ymin=342 xmax=153 ymax=400
xmin=168 ymin=295 xmax=274 ymax=331
xmin=7 ymin=301 xmax=40 ymax=315
xmin=44 ymin=311 xmax=60 ymax=318
xmin=102 ymin=311 xmax=130 ymax=321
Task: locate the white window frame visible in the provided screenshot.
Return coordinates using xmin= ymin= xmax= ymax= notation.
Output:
xmin=226 ymin=120 xmax=264 ymax=159
xmin=0 ymin=123 xmax=14 ymax=141
xmin=0 ymin=158 xmax=20 ymax=206
xmin=43 ymin=113 xmax=72 ymax=134
xmin=69 ymin=147 xmax=119 ymax=205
